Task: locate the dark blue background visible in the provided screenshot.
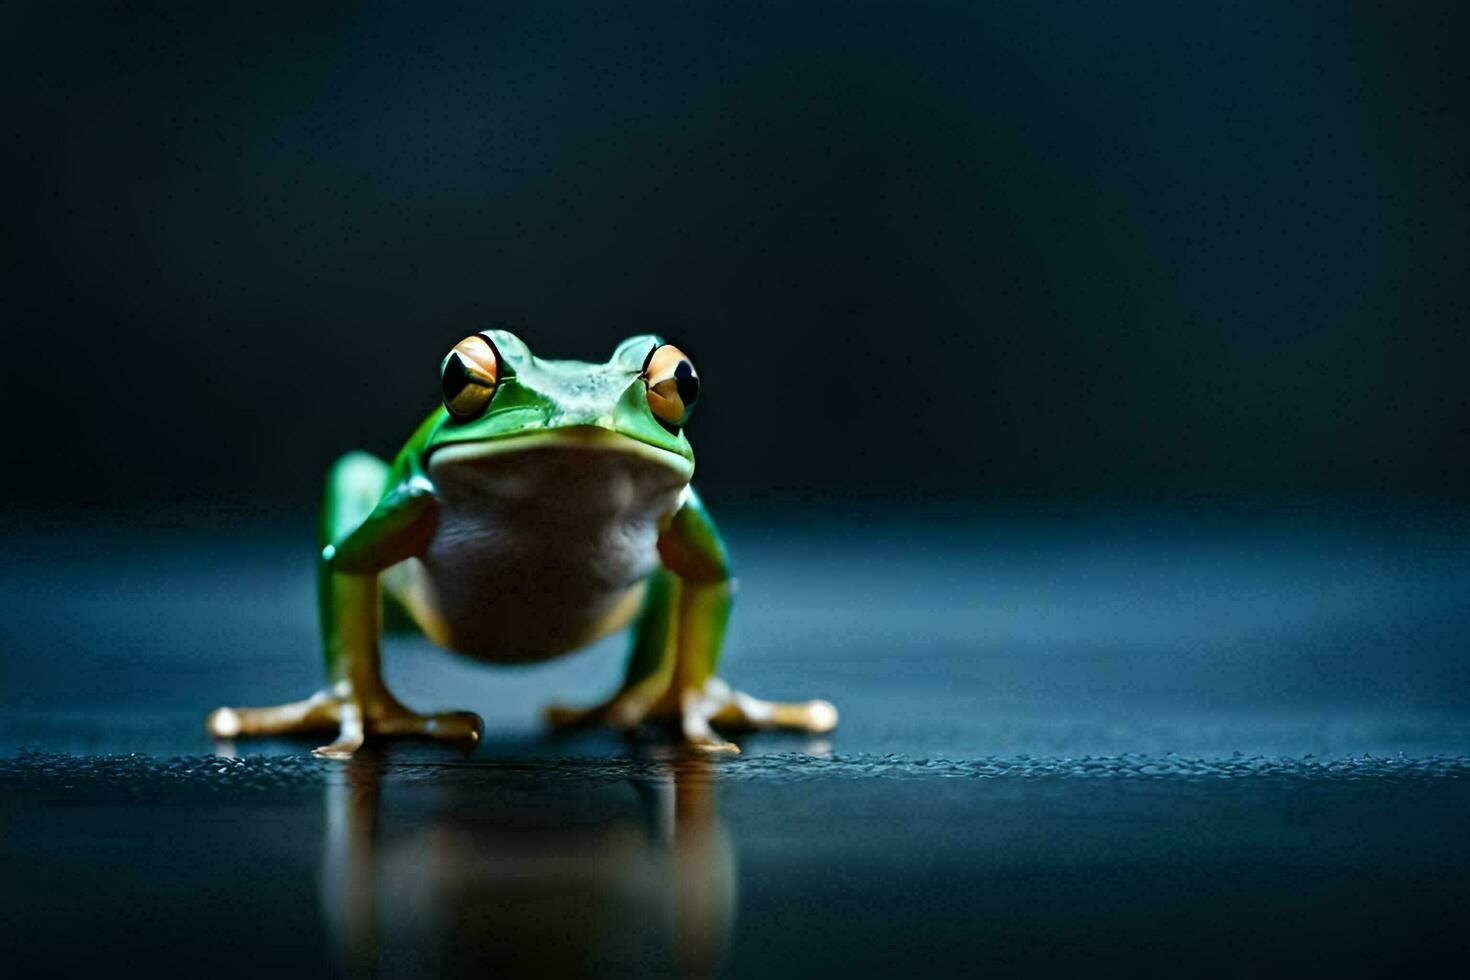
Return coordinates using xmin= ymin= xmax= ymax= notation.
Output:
xmin=4 ymin=2 xmax=1468 ymax=506
xmin=4 ymin=5 xmax=1470 ymax=976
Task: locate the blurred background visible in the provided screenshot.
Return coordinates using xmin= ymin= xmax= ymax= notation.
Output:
xmin=3 ymin=1 xmax=1467 ymax=512
xmin=5 ymin=5 xmax=1470 ymax=975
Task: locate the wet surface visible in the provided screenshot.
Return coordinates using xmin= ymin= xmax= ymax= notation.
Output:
xmin=3 ymin=505 xmax=1470 ymax=975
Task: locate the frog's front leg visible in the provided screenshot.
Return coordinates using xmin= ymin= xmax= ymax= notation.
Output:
xmin=304 ymin=563 xmax=480 ymax=759
xmin=207 ymin=453 xmax=481 ymax=758
xmin=546 ymin=489 xmax=837 ymax=752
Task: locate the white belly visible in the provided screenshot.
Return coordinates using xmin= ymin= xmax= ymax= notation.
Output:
xmin=414 ymin=437 xmax=688 ymax=662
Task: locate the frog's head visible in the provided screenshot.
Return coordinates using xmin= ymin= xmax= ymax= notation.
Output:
xmin=423 ymin=329 xmax=699 ymax=481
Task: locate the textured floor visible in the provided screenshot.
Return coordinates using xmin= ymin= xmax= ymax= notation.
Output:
xmin=3 ymin=504 xmax=1469 ymax=975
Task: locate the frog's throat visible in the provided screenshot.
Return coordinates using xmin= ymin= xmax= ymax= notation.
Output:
xmin=427 ymin=426 xmax=694 ymax=481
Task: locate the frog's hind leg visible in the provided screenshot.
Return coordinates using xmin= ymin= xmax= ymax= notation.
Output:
xmin=545 ymin=568 xmax=837 ymax=753
xmin=547 ymin=488 xmax=837 ymax=753
xmin=545 ymin=570 xmax=680 ymax=732
xmin=642 ymin=575 xmax=836 ymax=751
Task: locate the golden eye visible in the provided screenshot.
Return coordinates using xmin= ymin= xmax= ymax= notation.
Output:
xmin=642 ymin=343 xmax=699 ymax=430
xmin=441 ymin=334 xmax=500 ymax=419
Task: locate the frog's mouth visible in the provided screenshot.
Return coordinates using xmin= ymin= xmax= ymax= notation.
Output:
xmin=427 ymin=426 xmax=694 ymax=481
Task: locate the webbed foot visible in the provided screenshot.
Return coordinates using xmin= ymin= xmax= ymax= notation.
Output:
xmin=207 ymin=686 xmax=483 ymax=758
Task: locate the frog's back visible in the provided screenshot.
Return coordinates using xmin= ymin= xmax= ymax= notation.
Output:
xmin=407 ymin=439 xmax=688 ymax=662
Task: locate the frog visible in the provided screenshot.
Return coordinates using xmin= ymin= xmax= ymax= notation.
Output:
xmin=207 ymin=330 xmax=837 ymax=757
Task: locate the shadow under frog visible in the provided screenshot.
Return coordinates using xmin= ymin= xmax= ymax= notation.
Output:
xmin=320 ymin=749 xmax=737 ymax=977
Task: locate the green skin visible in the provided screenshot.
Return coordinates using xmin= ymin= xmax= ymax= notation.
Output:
xmin=208 ymin=331 xmax=837 ymax=756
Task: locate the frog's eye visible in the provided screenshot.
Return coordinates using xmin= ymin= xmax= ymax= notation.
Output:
xmin=642 ymin=344 xmax=699 ymax=431
xmin=441 ymin=334 xmax=500 ymax=419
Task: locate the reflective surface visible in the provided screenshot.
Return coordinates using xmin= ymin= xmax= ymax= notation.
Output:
xmin=3 ymin=505 xmax=1470 ymax=975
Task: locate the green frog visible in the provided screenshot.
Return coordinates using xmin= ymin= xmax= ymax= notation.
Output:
xmin=207 ymin=330 xmax=837 ymax=757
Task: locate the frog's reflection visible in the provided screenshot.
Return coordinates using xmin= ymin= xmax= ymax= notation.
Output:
xmin=320 ymin=750 xmax=735 ymax=977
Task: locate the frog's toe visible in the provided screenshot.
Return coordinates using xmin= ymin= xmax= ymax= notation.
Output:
xmin=544 ymin=695 xmax=652 ymax=732
xmin=678 ymin=717 xmax=741 ymax=754
xmin=314 ymin=702 xmax=367 ymax=759
xmin=207 ymin=690 xmax=341 ymax=739
xmin=544 ymin=692 xmax=738 ymax=752
xmin=431 ymin=710 xmax=484 ymax=747
xmin=376 ymin=709 xmax=483 ymax=750
xmin=705 ymin=682 xmax=840 ymax=734
xmin=314 ymin=733 xmax=365 ymax=759
xmin=206 ymin=706 xmax=242 ymax=738
xmin=686 ymin=734 xmax=741 ymax=754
